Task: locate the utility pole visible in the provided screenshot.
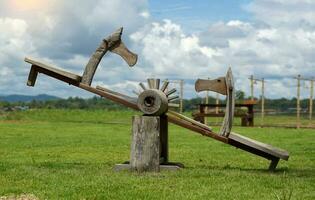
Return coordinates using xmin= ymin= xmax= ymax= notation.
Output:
xmin=310 ymin=79 xmax=314 ymax=121
xmin=167 ymin=79 xmax=184 ymax=113
xmin=249 ymin=76 xmax=265 ymax=126
xmin=296 ymin=75 xmax=301 ymax=129
xmin=294 ymin=75 xmax=315 ymax=127
xmin=205 ymin=89 xmax=209 ymax=125
xmin=216 ymin=93 xmax=219 ymax=114
xmin=179 ymin=80 xmax=184 ymax=113
xmin=251 ymin=75 xmax=254 ymax=100
xmin=261 ymin=78 xmax=265 ymax=126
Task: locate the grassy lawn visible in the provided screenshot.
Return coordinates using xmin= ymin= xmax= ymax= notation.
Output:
xmin=0 ymin=109 xmax=314 ymax=199
xmin=203 ymin=114 xmax=315 ymax=128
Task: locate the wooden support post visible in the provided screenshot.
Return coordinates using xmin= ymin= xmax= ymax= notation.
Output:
xmin=269 ymin=158 xmax=280 ymax=171
xmin=130 ymin=115 xmax=160 ymax=172
xmin=27 ymin=65 xmax=38 ymax=86
xmin=160 ymin=114 xmax=168 ymax=163
xmin=199 ymin=105 xmax=205 ymax=124
xmin=241 ymin=116 xmax=248 ymax=126
xmin=248 ymin=104 xmax=254 ymax=126
xmin=114 ymin=114 xmax=181 ymax=172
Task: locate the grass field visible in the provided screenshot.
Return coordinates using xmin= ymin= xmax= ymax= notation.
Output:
xmin=0 ymin=109 xmax=314 ymax=199
xmin=205 ymin=114 xmax=315 ymax=128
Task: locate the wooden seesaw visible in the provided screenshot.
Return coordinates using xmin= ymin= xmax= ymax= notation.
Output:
xmin=25 ymin=27 xmax=289 ymax=172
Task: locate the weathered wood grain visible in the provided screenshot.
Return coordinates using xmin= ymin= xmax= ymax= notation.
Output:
xmin=228 ymin=132 xmax=289 ymax=160
xmin=154 ymin=79 xmax=160 ymax=90
xmin=96 ymin=85 xmax=137 ymax=103
xmin=219 ymin=68 xmax=235 ymax=137
xmin=130 ymin=116 xmax=160 ymax=172
xmin=139 ymin=82 xmax=147 ymax=91
xmin=168 ymin=103 xmax=180 ymax=108
xmin=168 ymin=95 xmax=179 ymax=102
xmin=27 ymin=65 xmax=38 ymax=86
xmin=168 ymin=110 xmax=213 ymax=133
xmin=137 ymin=89 xmax=168 ymax=116
xmin=195 ymin=77 xmax=227 ymax=95
xmin=81 ymin=27 xmax=137 ymax=85
xmin=160 ymin=114 xmax=168 ymax=163
xmin=110 ymin=41 xmax=137 ymax=66
xmin=165 ymin=88 xmax=177 ymax=96
xmin=24 ymin=61 xmax=289 ymax=170
xmin=160 ymin=81 xmax=169 ymax=92
xmin=25 ymin=57 xmax=82 ymax=86
xmin=147 ymin=79 xmax=155 ymax=89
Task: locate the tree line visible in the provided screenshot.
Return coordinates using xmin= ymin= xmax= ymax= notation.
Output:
xmin=0 ymin=90 xmax=313 ymax=112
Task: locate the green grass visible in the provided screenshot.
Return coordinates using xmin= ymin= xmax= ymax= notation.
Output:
xmin=0 ymin=109 xmax=314 ymax=199
xmin=203 ymin=114 xmax=315 ymax=127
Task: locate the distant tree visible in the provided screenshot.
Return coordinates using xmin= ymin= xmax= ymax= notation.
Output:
xmin=236 ymin=90 xmax=245 ymax=100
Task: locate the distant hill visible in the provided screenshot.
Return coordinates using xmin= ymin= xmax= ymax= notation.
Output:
xmin=0 ymin=94 xmax=61 ymax=102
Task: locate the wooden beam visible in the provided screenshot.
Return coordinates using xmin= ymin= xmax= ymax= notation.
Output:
xmin=96 ymin=85 xmax=137 ymax=103
xmin=228 ymin=132 xmax=289 ymax=160
xmin=25 ymin=58 xmax=82 ymax=85
xmin=219 ymin=68 xmax=235 ymax=137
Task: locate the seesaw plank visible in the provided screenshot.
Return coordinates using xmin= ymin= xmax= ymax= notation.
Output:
xmin=228 ymin=132 xmax=289 ymax=161
xmin=25 ymin=57 xmax=82 ymax=86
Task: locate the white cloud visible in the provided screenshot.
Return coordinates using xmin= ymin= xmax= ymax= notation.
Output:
xmin=139 ymin=11 xmax=150 ymax=19
xmin=129 ymin=0 xmax=315 ymax=99
xmin=0 ymin=0 xmax=314 ymax=100
xmin=130 ymin=20 xmax=222 ymax=80
xmin=245 ymin=0 xmax=315 ymax=27
xmin=0 ymin=0 xmax=149 ymax=97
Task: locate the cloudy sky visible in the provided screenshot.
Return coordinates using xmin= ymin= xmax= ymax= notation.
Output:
xmin=0 ymin=0 xmax=314 ymax=99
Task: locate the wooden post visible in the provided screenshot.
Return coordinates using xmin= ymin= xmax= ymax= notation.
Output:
xmin=160 ymin=114 xmax=168 ymax=163
xmin=269 ymin=158 xmax=280 ymax=171
xmin=250 ymin=75 xmax=254 ymax=100
xmin=297 ymin=75 xmax=301 ymax=129
xmin=310 ymin=79 xmax=314 ymax=120
xmin=261 ymin=78 xmax=265 ymax=126
xmin=130 ymin=115 xmax=160 ymax=172
xmin=205 ymin=87 xmax=209 ymax=125
xmin=216 ymin=93 xmax=219 ymax=114
xmin=248 ymin=104 xmax=254 ymax=126
xmin=199 ymin=105 xmax=205 ymax=124
xmin=27 ymin=65 xmax=38 ymax=86
xmin=215 ymin=93 xmax=219 ymax=125
xmin=180 ymin=80 xmax=184 ymax=113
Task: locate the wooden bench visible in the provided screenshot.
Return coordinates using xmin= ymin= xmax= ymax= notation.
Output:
xmin=193 ymin=102 xmax=255 ymax=126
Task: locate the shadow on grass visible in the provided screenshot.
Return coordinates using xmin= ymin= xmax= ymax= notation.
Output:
xmin=33 ymin=161 xmax=111 ymax=170
xmin=191 ymin=163 xmax=315 ymax=177
xmin=188 ymin=164 xmax=290 ymax=173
